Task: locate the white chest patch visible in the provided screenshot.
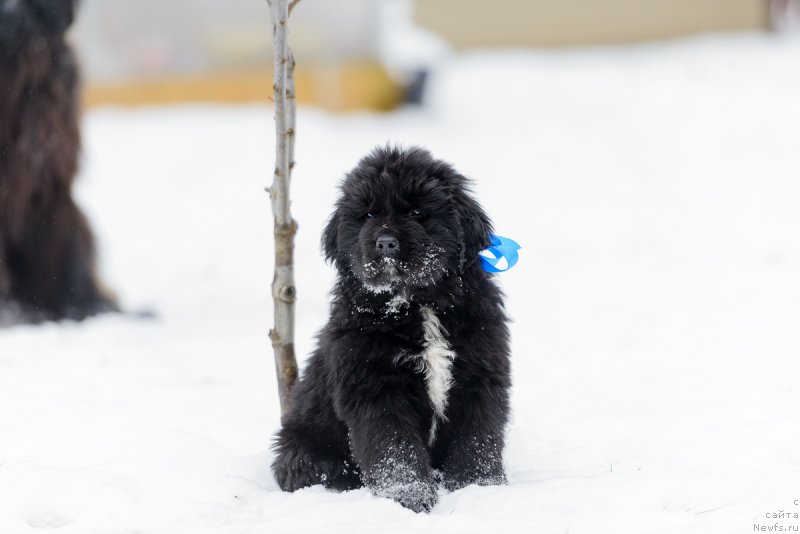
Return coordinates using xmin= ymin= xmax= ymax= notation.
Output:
xmin=418 ymin=306 xmax=456 ymax=445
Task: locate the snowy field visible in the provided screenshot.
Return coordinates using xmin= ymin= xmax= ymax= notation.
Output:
xmin=1 ymin=35 xmax=800 ymax=533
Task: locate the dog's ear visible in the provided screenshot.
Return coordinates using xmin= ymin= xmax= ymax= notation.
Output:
xmin=321 ymin=209 xmax=340 ymax=264
xmin=452 ymin=178 xmax=493 ymax=271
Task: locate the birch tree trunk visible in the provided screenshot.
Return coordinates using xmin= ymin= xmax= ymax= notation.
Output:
xmin=268 ymin=0 xmax=298 ymax=422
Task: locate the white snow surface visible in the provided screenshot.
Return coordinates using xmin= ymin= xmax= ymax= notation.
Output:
xmin=2 ymin=35 xmax=800 ymax=533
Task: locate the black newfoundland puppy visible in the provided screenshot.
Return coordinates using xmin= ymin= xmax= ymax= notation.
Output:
xmin=273 ymin=146 xmax=511 ymax=512
xmin=0 ymin=0 xmax=115 ymax=324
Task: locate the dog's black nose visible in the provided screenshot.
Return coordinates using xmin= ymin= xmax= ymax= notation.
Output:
xmin=375 ymin=235 xmax=399 ymax=257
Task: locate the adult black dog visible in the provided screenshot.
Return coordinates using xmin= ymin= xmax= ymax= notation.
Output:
xmin=272 ymin=146 xmax=511 ymax=512
xmin=0 ymin=0 xmax=115 ymax=324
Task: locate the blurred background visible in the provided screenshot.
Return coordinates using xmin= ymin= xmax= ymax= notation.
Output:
xmin=73 ymin=0 xmax=800 ymax=111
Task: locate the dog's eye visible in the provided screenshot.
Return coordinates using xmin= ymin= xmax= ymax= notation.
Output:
xmin=409 ymin=209 xmax=423 ymax=218
xmin=365 ymin=213 xmax=375 ymax=219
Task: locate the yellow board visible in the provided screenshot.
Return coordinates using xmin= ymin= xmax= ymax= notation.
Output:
xmin=83 ymin=62 xmax=403 ymax=112
xmin=415 ymin=0 xmax=769 ymax=48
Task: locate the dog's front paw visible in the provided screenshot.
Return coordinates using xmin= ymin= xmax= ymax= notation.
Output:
xmin=441 ymin=450 xmax=507 ymax=492
xmin=272 ymin=454 xmax=315 ymax=492
xmin=441 ymin=433 xmax=507 ymax=492
xmin=273 ymin=453 xmax=361 ymax=492
xmin=375 ymin=478 xmax=438 ymax=513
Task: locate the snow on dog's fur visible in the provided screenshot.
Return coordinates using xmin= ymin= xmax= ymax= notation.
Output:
xmin=272 ymin=146 xmax=511 ymax=513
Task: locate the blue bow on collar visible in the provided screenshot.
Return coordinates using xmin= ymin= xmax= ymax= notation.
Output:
xmin=479 ymin=234 xmax=521 ymax=273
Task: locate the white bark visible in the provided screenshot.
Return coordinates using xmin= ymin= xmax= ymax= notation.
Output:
xmin=268 ymin=0 xmax=298 ymax=421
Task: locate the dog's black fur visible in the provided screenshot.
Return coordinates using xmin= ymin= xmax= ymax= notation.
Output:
xmin=0 ymin=0 xmax=116 ymax=324
xmin=272 ymin=147 xmax=511 ymax=512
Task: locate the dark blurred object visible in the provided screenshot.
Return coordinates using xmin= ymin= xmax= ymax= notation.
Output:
xmin=0 ymin=0 xmax=116 ymax=325
xmin=403 ymin=69 xmax=428 ymax=106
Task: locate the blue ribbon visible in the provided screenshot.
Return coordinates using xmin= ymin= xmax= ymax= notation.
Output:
xmin=479 ymin=234 xmax=521 ymax=273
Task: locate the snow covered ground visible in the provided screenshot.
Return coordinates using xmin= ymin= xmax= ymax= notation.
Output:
xmin=2 ymin=35 xmax=800 ymax=533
